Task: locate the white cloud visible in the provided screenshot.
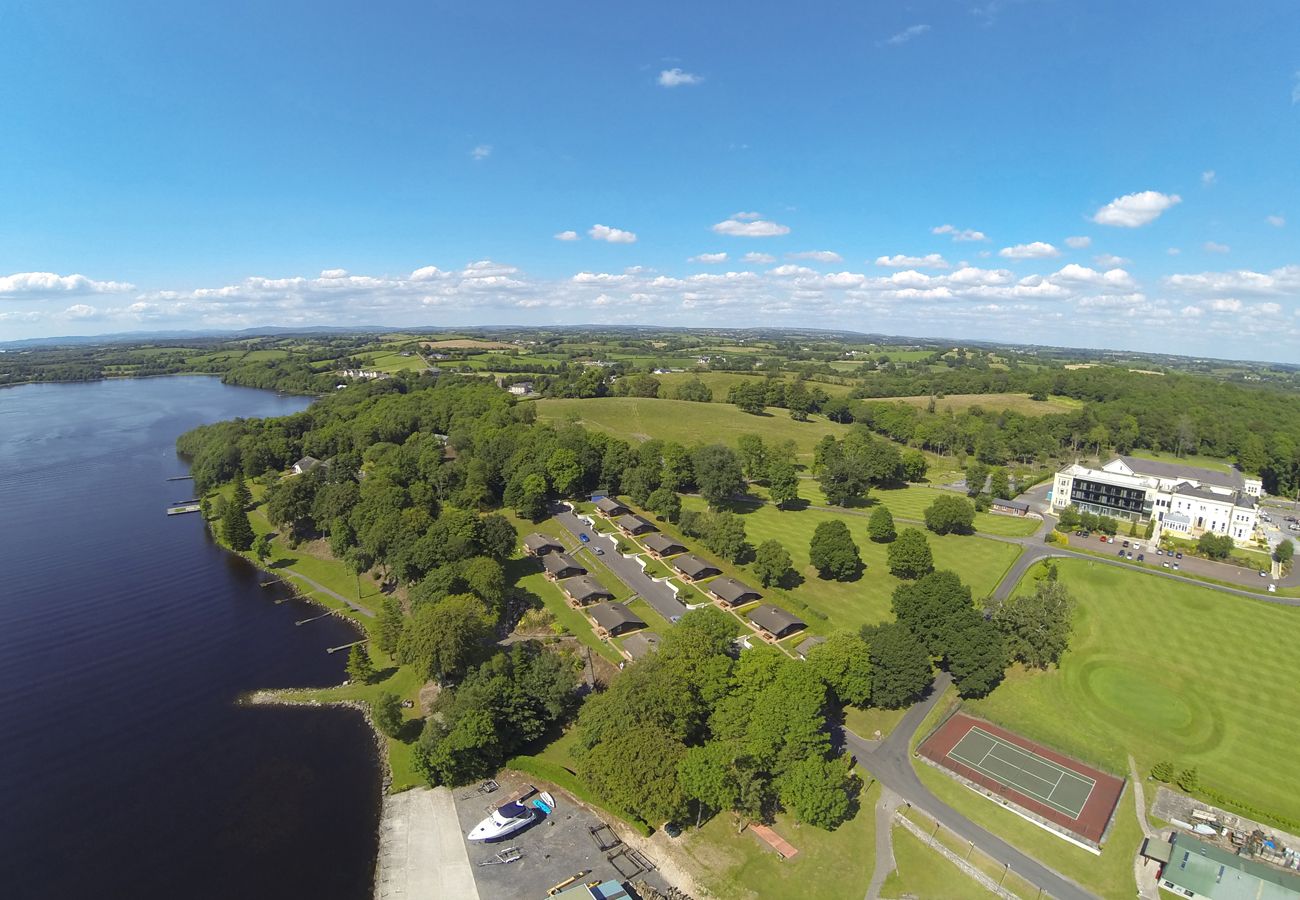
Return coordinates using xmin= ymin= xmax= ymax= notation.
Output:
xmin=712 ymin=215 xmax=790 ymax=237
xmin=1091 ymin=190 xmax=1182 ymax=227
xmin=1051 ymin=263 xmax=1135 ymax=289
xmin=320 ymin=268 xmax=348 ymax=279
xmin=1094 ymin=254 xmax=1131 ymax=267
xmin=0 ymin=271 xmax=135 ymax=298
xmin=1167 ymin=247 xmax=1182 ymax=256
xmin=658 ymin=68 xmax=702 ymax=87
xmin=1267 ymin=215 xmax=1286 ymax=228
xmin=788 ymin=250 xmax=843 ymax=263
xmin=998 ymin=242 xmax=1060 ymax=260
xmin=1201 ymin=170 xmax=1216 ymax=186
xmin=554 ymin=230 xmax=580 ymax=241
xmin=1064 ymin=236 xmax=1092 ymax=249
xmin=769 ymin=264 xmax=816 ymax=277
xmin=883 ymin=24 xmax=930 ymax=45
xmin=572 ymin=272 xmax=630 ymax=284
xmin=744 ymin=252 xmax=775 ymax=264
xmin=471 ymin=144 xmax=492 ymax=161
xmin=875 ymin=253 xmax=950 ymax=269
xmin=63 ymin=303 xmax=99 ymax=319
xmin=732 ymin=211 xmax=763 ymax=221
xmin=588 ymin=224 xmax=637 ymax=243
xmin=1205 ymin=298 xmax=1242 ymax=313
xmin=1257 ymin=302 xmax=1283 ymax=315
xmin=1165 ymin=265 xmax=1300 ymax=297
xmin=931 ymin=224 xmax=987 ymax=242
xmin=689 ymin=252 xmax=728 ymax=263
xmin=1203 ymin=241 xmax=1230 ymax=254
xmin=410 ymin=265 xmax=447 ymax=281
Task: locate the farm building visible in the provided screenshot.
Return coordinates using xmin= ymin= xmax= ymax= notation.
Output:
xmin=542 ymin=552 xmax=586 ymax=580
xmin=641 ymin=533 xmax=686 ymax=559
xmin=593 ymin=496 xmax=630 ymax=517
xmin=671 ymin=554 xmax=721 ymax=583
xmin=588 ymin=602 xmax=645 ymax=638
xmin=708 ymin=577 xmax=762 ymax=607
xmin=748 ymin=604 xmax=807 ymax=641
xmin=291 ymin=456 xmax=321 ymax=475
xmin=991 ymin=498 xmax=1030 ymax=516
xmin=560 ymin=575 xmax=614 ymax=607
xmin=522 ymin=533 xmax=565 ymax=556
xmin=1151 ymin=831 xmax=1300 ymax=899
xmin=615 ymin=514 xmax=656 ymax=536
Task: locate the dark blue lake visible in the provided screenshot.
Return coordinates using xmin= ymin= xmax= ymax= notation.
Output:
xmin=0 ymin=377 xmax=380 ymax=899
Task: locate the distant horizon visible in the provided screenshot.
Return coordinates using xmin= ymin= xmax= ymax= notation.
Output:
xmin=4 ymin=322 xmax=1296 ymax=370
xmin=2 ymin=1 xmax=1298 ymax=356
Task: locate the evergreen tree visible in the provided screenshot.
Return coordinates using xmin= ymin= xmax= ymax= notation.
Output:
xmin=346 ymin=644 xmax=375 ymax=683
xmin=221 ymin=486 xmax=255 ymax=551
xmin=375 ymin=595 xmax=406 ymax=655
xmin=252 ymin=532 xmax=273 ymax=565
xmin=373 ymin=692 xmax=404 ymax=738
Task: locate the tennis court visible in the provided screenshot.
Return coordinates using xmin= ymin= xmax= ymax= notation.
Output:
xmin=947 ymin=726 xmax=1095 ymax=819
xmin=917 ymin=713 xmax=1125 ymax=846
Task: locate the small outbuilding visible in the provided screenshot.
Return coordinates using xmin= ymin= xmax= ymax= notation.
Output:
xmin=621 ymin=631 xmax=661 ymax=661
xmin=748 ymin=604 xmax=807 ymax=641
xmin=708 ymin=577 xmax=762 ymax=608
xmin=616 ymin=514 xmax=657 ymax=536
xmin=671 ymin=554 xmax=722 ymax=583
xmin=523 ymin=533 xmax=565 ymax=557
xmin=542 ymin=552 xmax=586 ymax=580
xmin=588 ymin=601 xmax=646 ymax=638
xmin=641 ymin=533 xmax=687 ymax=559
xmin=991 ymin=497 xmax=1030 ymax=516
xmin=594 ymin=496 xmax=630 ymax=517
xmin=560 ymin=575 xmax=614 ymax=607
xmin=795 ymin=635 xmax=828 ymax=660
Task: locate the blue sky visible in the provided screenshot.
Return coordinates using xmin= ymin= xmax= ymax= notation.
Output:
xmin=2 ymin=0 xmax=1298 ymax=358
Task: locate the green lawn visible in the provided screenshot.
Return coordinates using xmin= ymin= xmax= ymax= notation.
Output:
xmin=881 ymin=823 xmax=998 ymax=899
xmin=843 ymin=704 xmax=908 ymax=741
xmin=653 ymin=371 xmax=855 ymax=401
xmin=537 ymin=396 xmax=854 ymax=462
xmin=678 ymin=781 xmax=879 ymax=900
xmin=673 ymin=495 xmax=1021 ymax=634
xmin=789 ymin=479 xmax=1040 ymax=538
xmin=865 ymin=392 xmax=1080 ymax=417
xmin=967 ymin=558 xmax=1300 ymax=826
xmin=1125 ymin=448 xmax=1237 ymax=476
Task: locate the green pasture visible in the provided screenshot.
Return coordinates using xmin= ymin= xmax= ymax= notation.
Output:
xmin=653 ymin=371 xmax=854 ymax=400
xmin=787 ymin=479 xmax=1040 ymax=538
xmin=881 ymin=823 xmax=998 ymax=899
xmin=1125 ymin=448 xmax=1238 ymax=476
xmin=967 ymin=558 xmax=1300 ymax=826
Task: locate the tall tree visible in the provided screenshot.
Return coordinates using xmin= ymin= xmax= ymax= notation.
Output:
xmin=859 ymin=621 xmax=933 ymax=709
xmin=766 ymin=458 xmax=801 ymax=509
xmin=809 ymin=520 xmax=862 ymax=581
xmin=372 ymin=692 xmax=404 ymax=738
xmin=867 ymin=506 xmax=896 ymax=543
xmin=398 ymin=593 xmax=496 ymax=681
xmin=887 ymin=527 xmax=934 ymax=579
xmin=924 ymin=495 xmax=976 ymax=535
xmin=778 ymin=754 xmax=857 ymax=829
xmin=990 ymin=579 xmax=1076 ymax=668
xmin=375 ymin=595 xmax=406 ymax=654
xmin=221 ymin=484 xmax=256 ymax=551
xmin=752 ymin=539 xmax=793 ymax=588
xmin=692 ymin=445 xmax=745 ymax=508
xmin=806 ymin=634 xmax=873 ymax=707
xmin=346 ymin=644 xmax=374 ymax=683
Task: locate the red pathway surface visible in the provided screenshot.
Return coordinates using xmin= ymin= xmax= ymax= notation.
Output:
xmin=750 ymin=823 xmax=799 ymax=859
xmin=918 ymin=713 xmax=1125 ymax=844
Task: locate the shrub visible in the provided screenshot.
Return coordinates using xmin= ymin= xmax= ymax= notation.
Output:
xmin=1150 ymin=761 xmax=1174 ymax=782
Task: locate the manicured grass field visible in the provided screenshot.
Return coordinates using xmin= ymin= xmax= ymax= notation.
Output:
xmin=537 ymin=396 xmax=855 ymax=460
xmin=676 ymin=495 xmax=1022 ymax=634
xmin=356 ymin=349 xmax=428 ymax=373
xmin=967 ymin=558 xmax=1300 ymax=826
xmin=881 ymin=823 xmax=998 ymax=899
xmin=1125 ymin=448 xmax=1237 ymax=476
xmin=789 ymin=479 xmax=1041 ymax=538
xmin=654 ymin=371 xmax=854 ymax=401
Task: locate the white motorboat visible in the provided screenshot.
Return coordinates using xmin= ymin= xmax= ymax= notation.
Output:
xmin=467 ymin=800 xmax=537 ymax=842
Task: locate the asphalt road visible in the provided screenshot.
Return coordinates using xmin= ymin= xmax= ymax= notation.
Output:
xmin=550 ymin=504 xmax=688 ymax=621
xmin=846 ymin=672 xmax=1098 ymax=900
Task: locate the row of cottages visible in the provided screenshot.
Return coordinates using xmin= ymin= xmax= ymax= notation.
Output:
xmin=670 ymin=553 xmax=721 ymax=583
xmin=616 ymin=514 xmax=656 ymax=537
xmin=747 ymin=603 xmax=807 ymax=642
xmin=641 ymin=533 xmax=686 ymax=559
xmin=542 ymin=552 xmax=586 ymax=581
xmin=593 ymin=496 xmax=630 ymax=518
xmin=588 ymin=601 xmax=645 ymax=638
xmin=522 ymin=533 xmax=565 ymax=557
xmin=708 ymin=577 xmax=763 ymax=608
xmin=560 ymin=575 xmax=614 ymax=608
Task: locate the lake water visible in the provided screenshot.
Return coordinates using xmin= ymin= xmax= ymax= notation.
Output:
xmin=0 ymin=377 xmax=380 ymax=899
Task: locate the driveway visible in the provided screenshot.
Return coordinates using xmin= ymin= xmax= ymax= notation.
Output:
xmin=551 ymin=504 xmax=688 ymax=622
xmin=846 ymin=672 xmax=1099 ymax=900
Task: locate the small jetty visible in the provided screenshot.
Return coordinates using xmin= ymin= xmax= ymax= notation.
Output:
xmin=166 ymin=475 xmax=193 ymax=482
xmin=326 ymin=639 xmax=368 ymax=654
xmin=166 ymin=503 xmax=202 ymax=516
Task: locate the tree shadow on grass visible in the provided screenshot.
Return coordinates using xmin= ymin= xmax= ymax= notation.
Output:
xmin=777 ymin=570 xmax=806 ymax=590
xmin=397 ymin=718 xmax=424 ymax=744
xmin=371 ymin=666 xmax=399 ymax=684
xmin=269 ymin=557 xmax=296 ymax=569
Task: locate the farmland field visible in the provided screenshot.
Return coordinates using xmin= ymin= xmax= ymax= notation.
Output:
xmin=654 ymin=371 xmax=855 ymax=400
xmin=863 ymin=392 xmax=1081 ymax=416
xmin=967 ymin=558 xmax=1300 ymax=826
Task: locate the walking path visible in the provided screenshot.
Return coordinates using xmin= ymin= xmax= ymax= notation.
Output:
xmin=374 ymin=787 xmax=480 ymax=900
xmin=283 ymin=567 xmax=376 ymax=618
xmin=1128 ymin=757 xmax=1162 ymax=900
xmin=865 ymin=787 xmax=902 ymax=900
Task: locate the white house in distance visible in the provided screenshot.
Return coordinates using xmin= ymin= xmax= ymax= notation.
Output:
xmin=1051 ymin=455 xmax=1261 ymax=544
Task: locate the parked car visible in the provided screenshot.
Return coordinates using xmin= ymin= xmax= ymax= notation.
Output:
xmin=594 ymin=547 xmax=604 ymax=556
xmin=1163 ymin=562 xmax=1171 ymax=568
xmin=1137 ymin=553 xmax=1145 ymax=562
xmin=1127 ymin=552 xmax=1134 ymax=559
xmin=1269 ymin=583 xmax=1278 ymax=593
xmin=1122 ymin=540 xmax=1130 ymax=548
xmin=1175 ymin=552 xmax=1183 ymax=560
xmin=579 ymin=533 xmax=590 ymax=543
xmin=1173 ymin=563 xmax=1179 ymax=570
xmin=1118 ymin=548 xmax=1126 ymax=557
xmin=1156 ymin=549 xmax=1164 ymax=556
xmin=1260 ymin=570 xmax=1269 ymax=577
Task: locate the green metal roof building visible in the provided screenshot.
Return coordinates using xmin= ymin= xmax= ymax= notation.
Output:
xmin=1158 ymin=832 xmax=1300 ymax=899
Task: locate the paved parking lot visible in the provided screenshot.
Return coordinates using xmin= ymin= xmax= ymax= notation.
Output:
xmin=452 ymin=772 xmax=673 ymax=898
xmin=1077 ymin=533 xmax=1279 ymax=588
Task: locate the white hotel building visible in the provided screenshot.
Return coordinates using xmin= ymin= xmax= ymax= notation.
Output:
xmin=1051 ymin=455 xmax=1262 ymax=545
